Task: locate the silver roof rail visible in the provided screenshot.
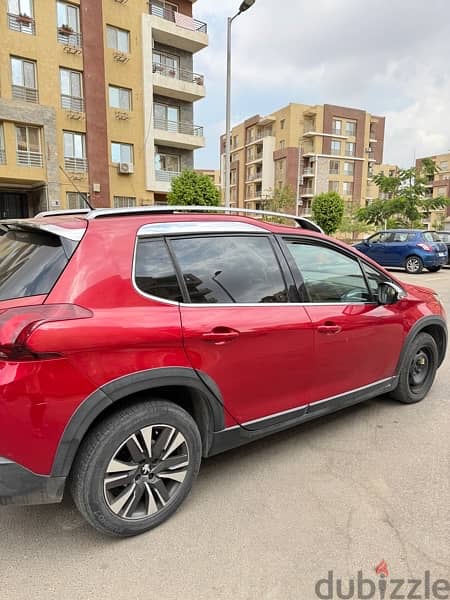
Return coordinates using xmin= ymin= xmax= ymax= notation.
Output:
xmin=84 ymin=206 xmax=324 ymax=233
xmin=35 ymin=209 xmax=90 ymax=218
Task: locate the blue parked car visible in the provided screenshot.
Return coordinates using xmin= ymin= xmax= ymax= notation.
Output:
xmin=354 ymin=230 xmax=448 ymax=274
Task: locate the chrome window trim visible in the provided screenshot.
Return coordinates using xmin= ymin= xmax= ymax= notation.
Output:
xmin=137 ymin=221 xmax=266 ymax=236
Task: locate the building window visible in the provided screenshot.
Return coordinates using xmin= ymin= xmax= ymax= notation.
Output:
xmin=153 ymin=50 xmax=180 ymax=78
xmin=155 ymin=152 xmax=180 ymax=180
xmin=154 ymin=102 xmax=180 ymax=129
xmin=280 ymin=140 xmax=285 ymax=150
xmin=343 ymin=161 xmax=354 ymax=176
xmin=342 ymin=181 xmax=354 ymax=196
xmin=328 ymin=181 xmax=340 ymax=193
xmin=107 ymin=25 xmax=130 ymax=53
xmin=280 ymin=119 xmax=285 ymax=130
xmin=346 ymin=142 xmax=356 ymax=157
xmin=230 ymin=169 xmax=237 ymax=185
xmin=440 ymin=161 xmax=449 ymax=171
xmin=113 ymin=196 xmax=137 ymax=208
xmin=11 ymin=56 xmax=38 ymax=103
xmin=16 ymin=125 xmax=42 ymax=167
xmin=230 ymin=187 xmax=237 ymax=203
xmin=67 ymin=191 xmax=87 ymax=209
xmin=63 ymin=131 xmax=87 ymax=171
xmin=151 ymin=0 xmax=179 ymax=18
xmin=345 ymin=121 xmax=357 ymax=136
xmin=0 ymin=124 xmax=6 ymax=165
xmin=109 ymin=85 xmax=132 ymax=110
xmin=60 ymin=68 xmax=84 ymax=112
xmin=246 ymin=128 xmax=255 ymax=143
xmin=232 ymin=135 xmax=239 ymax=149
xmin=57 ymin=2 xmax=81 ymax=46
xmin=8 ymin=0 xmax=35 ymax=34
xmin=436 ymin=187 xmax=447 ymax=197
xmin=331 ymin=140 xmax=341 ymax=156
xmin=111 ymin=142 xmax=133 ymax=165
xmin=332 ymin=119 xmax=342 ymax=135
xmin=329 ymin=160 xmax=339 ymax=175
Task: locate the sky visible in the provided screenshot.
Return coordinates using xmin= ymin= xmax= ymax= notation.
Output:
xmin=192 ymin=0 xmax=450 ymax=171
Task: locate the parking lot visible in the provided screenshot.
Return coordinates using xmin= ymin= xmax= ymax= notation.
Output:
xmin=1 ymin=269 xmax=449 ymax=600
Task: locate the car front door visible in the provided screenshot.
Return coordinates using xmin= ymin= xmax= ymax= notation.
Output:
xmin=282 ymin=238 xmax=406 ymax=404
xmin=171 ymin=233 xmax=315 ymax=429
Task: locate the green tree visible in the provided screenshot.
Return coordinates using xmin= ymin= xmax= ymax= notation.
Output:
xmin=357 ymin=159 xmax=449 ymax=228
xmin=311 ymin=192 xmax=345 ymax=235
xmin=168 ymin=170 xmax=220 ymax=206
xmin=261 ymin=185 xmax=296 ymax=223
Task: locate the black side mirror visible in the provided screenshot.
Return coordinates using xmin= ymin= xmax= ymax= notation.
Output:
xmin=378 ymin=282 xmax=401 ymax=305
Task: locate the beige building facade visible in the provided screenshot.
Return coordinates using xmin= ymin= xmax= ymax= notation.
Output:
xmin=220 ymin=103 xmax=385 ymax=216
xmin=0 ymin=0 xmax=207 ymax=217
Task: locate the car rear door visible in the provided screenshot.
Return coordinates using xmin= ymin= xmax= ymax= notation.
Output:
xmin=171 ymin=231 xmax=315 ymax=429
xmin=281 ymin=237 xmax=405 ymax=403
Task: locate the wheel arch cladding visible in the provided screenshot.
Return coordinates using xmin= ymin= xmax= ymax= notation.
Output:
xmin=397 ymin=316 xmax=447 ymax=373
xmin=51 ymin=367 xmax=226 ymax=477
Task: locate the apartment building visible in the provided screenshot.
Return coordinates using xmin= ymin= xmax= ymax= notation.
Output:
xmin=220 ymin=103 xmax=385 ymax=216
xmin=415 ymin=152 xmax=450 ymax=227
xmin=366 ymin=163 xmax=399 ymax=203
xmin=0 ymin=0 xmax=207 ymax=218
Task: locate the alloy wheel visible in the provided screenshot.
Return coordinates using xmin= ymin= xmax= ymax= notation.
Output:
xmin=103 ymin=424 xmax=189 ymax=520
xmin=406 ymin=257 xmax=422 ymax=273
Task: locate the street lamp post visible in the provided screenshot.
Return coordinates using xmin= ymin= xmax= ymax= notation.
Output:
xmin=224 ymin=0 xmax=256 ymax=208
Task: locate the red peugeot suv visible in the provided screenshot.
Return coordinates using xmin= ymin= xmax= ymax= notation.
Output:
xmin=0 ymin=207 xmax=446 ymax=537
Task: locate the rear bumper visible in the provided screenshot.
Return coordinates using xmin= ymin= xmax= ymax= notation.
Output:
xmin=422 ymin=254 xmax=448 ymax=267
xmin=0 ymin=457 xmax=65 ymax=506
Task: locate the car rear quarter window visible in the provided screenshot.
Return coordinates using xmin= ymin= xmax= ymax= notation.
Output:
xmin=169 ymin=235 xmax=288 ymax=304
xmin=135 ymin=238 xmax=183 ymax=302
xmin=0 ymin=227 xmax=70 ymax=301
xmin=285 ymin=241 xmax=371 ymax=303
xmin=423 ymin=231 xmax=440 ymax=243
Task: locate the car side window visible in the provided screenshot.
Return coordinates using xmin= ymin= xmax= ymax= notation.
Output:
xmin=135 ymin=238 xmax=183 ymax=302
xmin=369 ymin=232 xmax=391 ymax=243
xmin=393 ymin=232 xmax=408 ymax=242
xmin=169 ymin=235 xmax=288 ymax=304
xmin=284 ymin=241 xmax=371 ymax=303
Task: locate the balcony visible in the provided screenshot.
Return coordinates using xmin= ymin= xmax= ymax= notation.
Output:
xmin=64 ymin=157 xmax=88 ymax=172
xmin=153 ymin=119 xmax=205 ymax=150
xmin=57 ymin=29 xmax=82 ymax=48
xmin=152 ymin=63 xmax=205 ymax=102
xmin=147 ymin=4 xmax=208 ymax=54
xmin=302 ymin=167 xmax=314 ymax=176
xmin=61 ymin=95 xmax=85 ymax=113
xmin=300 ymin=186 xmax=314 ymax=197
xmin=17 ymin=150 xmax=43 ymax=167
xmin=156 ymin=170 xmax=181 ymax=183
xmin=8 ymin=13 xmax=36 ymax=34
xmin=12 ymin=85 xmax=39 ymax=103
xmin=247 ymin=172 xmax=262 ymax=182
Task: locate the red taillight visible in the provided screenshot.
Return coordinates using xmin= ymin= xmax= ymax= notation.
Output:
xmin=0 ymin=304 xmax=92 ymax=361
xmin=417 ymin=243 xmax=433 ymax=252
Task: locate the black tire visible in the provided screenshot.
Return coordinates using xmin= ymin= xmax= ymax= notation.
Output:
xmin=405 ymin=255 xmax=423 ymax=274
xmin=390 ymin=332 xmax=438 ymax=404
xmin=70 ymin=400 xmax=202 ymax=537
xmin=427 ymin=266 xmax=441 ymax=272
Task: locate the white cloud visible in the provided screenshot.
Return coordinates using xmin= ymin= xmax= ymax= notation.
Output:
xmin=194 ymin=0 xmax=450 ymax=168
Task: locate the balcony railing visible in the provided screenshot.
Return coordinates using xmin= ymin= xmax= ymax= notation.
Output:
xmin=154 ymin=119 xmax=203 ymax=137
xmin=330 ymin=148 xmax=341 ymax=156
xmin=58 ymin=29 xmax=82 ymax=47
xmin=8 ymin=13 xmax=36 ymax=34
xmin=64 ymin=156 xmax=88 ymax=172
xmin=0 ymin=149 xmax=6 ymax=165
xmin=61 ymin=94 xmax=85 ymax=112
xmin=17 ymin=150 xmax=43 ymax=167
xmin=247 ymin=152 xmax=263 ymax=162
xmin=150 ymin=4 xmax=207 ymax=33
xmin=303 ymin=167 xmax=314 ymax=175
xmin=156 ymin=169 xmax=181 ymax=182
xmin=152 ymin=62 xmax=204 ymax=86
xmin=247 ymin=173 xmax=262 ymax=181
xmin=332 ymin=128 xmax=342 ymax=135
xmin=12 ymin=85 xmax=38 ymax=103
xmin=301 ymin=186 xmax=314 ymax=196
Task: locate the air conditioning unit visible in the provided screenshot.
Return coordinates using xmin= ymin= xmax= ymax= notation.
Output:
xmin=118 ymin=163 xmax=134 ymax=174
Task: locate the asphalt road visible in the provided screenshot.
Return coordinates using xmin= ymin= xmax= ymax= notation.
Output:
xmin=1 ymin=269 xmax=450 ymax=600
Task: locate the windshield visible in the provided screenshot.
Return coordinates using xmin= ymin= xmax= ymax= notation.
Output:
xmin=0 ymin=227 xmax=70 ymax=301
